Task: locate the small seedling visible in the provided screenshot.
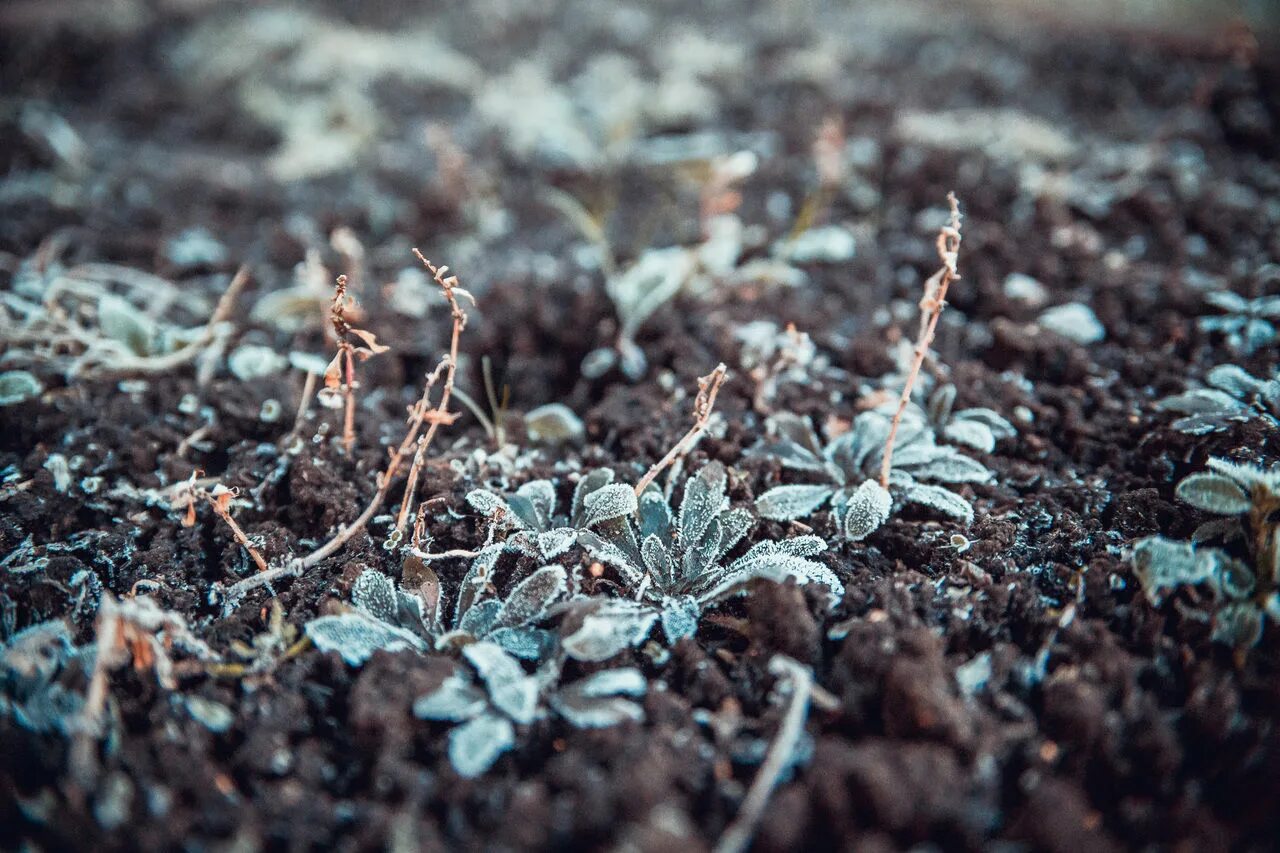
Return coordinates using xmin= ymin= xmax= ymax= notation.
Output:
xmin=1157 ymin=364 xmax=1279 ymax=435
xmin=563 ymin=461 xmax=842 ymax=661
xmin=752 ymin=409 xmax=992 ymax=540
xmin=1198 ymin=287 xmax=1280 ymax=355
xmin=467 ymin=468 xmax=636 ymax=560
xmin=305 ymin=550 xmax=568 ymax=664
xmin=413 ymin=641 xmax=645 ymax=778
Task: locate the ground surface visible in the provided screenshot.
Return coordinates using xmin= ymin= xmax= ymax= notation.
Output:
xmin=2 ymin=1 xmax=1280 ymax=850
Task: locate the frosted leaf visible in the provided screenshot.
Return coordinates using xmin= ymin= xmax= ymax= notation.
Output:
xmin=571 ymin=469 xmax=616 ymax=523
xmin=755 ymin=484 xmax=834 ymax=521
xmin=494 ymin=564 xmax=568 ymax=629
xmin=572 ymin=667 xmax=647 ymax=698
xmin=608 ymin=246 xmax=693 ymax=339
xmin=1205 ymin=458 xmax=1280 ymax=492
xmin=716 ymin=507 xmax=754 ymax=561
xmin=767 ymin=412 xmax=824 ymax=456
xmin=0 ymin=371 xmax=43 ymax=406
xmin=842 ymin=480 xmax=892 ymax=540
xmin=1176 ymin=473 xmax=1251 ymax=516
xmin=466 ymin=490 xmax=518 ymax=526
xmin=447 ymin=712 xmax=516 ymax=778
xmin=907 ymin=449 xmax=992 ymax=484
xmin=457 ymin=599 xmax=502 ymax=639
xmin=455 ymin=545 xmax=503 ymax=623
xmin=1130 ymin=536 xmax=1220 ymax=605
xmin=351 ymin=570 xmax=398 ymax=623
xmin=1037 ymin=302 xmax=1105 ymax=344
xmin=516 ymin=480 xmax=558 ymax=525
xmin=636 ymin=490 xmax=672 ymax=540
xmin=578 ymin=531 xmax=646 ymax=588
xmin=955 ymin=408 xmax=1016 ymax=438
xmin=563 ymin=600 xmax=658 ymax=661
xmin=1157 ymin=389 xmax=1245 ymax=416
xmin=942 ymin=419 xmax=996 ymax=454
xmin=679 ymin=462 xmax=726 ymax=545
xmin=722 ymin=537 xmax=840 ymax=601
xmin=413 ymin=671 xmax=488 ymax=721
xmin=488 ymin=626 xmax=558 ymax=661
xmin=1211 ymin=603 xmax=1264 ymax=648
xmin=659 ymin=596 xmax=700 ymax=643
xmin=581 ymin=483 xmax=639 ymax=528
xmin=752 ymin=438 xmax=829 ymax=475
xmin=928 ymin=384 xmax=957 ymax=424
xmin=552 ymin=691 xmax=644 ymax=729
xmin=304 ymin=612 xmax=427 ymax=666
xmin=642 ymin=534 xmax=676 ymax=587
xmin=902 ymin=483 xmax=974 ymax=525
xmin=524 ymin=403 xmax=585 ymax=446
xmin=1206 ymin=365 xmax=1267 ymax=399
xmin=463 ymin=641 xmax=539 ymax=724
xmin=536 ymin=528 xmax=579 ymax=559
xmin=1215 ymin=559 xmax=1256 ymax=601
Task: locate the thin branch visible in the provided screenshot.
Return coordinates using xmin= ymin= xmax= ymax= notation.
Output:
xmin=634 ymin=363 xmax=728 ymax=496
xmin=879 ymin=192 xmax=962 ymax=489
xmin=714 ymin=655 xmax=814 ymax=853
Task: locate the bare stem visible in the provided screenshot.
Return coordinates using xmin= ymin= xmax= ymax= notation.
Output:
xmin=634 ymin=363 xmax=728 ymax=496
xmin=205 ymin=490 xmax=269 ymax=573
xmin=714 ymin=656 xmax=814 ymax=853
xmin=878 ymin=192 xmax=962 ymax=489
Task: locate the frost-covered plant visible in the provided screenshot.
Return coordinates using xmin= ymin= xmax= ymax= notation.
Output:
xmin=582 ymin=247 xmax=695 ymax=380
xmin=1176 ymin=459 xmax=1279 ymax=585
xmin=1128 ymin=458 xmax=1280 ymax=648
xmin=1198 ymin=290 xmax=1280 ymax=355
xmin=752 ymin=409 xmax=992 ymax=539
xmin=562 ymin=461 xmax=842 ymax=661
xmin=1130 ymin=537 xmax=1277 ymax=648
xmin=1156 ymin=364 xmax=1279 ymax=435
xmin=1 ymin=620 xmax=88 ymax=735
xmin=925 ymin=384 xmax=1016 ymax=454
xmin=466 ymin=469 xmax=636 ymax=560
xmin=305 ymin=551 xmax=567 ymax=664
xmin=413 ymin=641 xmax=645 ymax=777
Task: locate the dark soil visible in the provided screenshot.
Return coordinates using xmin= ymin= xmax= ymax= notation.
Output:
xmin=2 ymin=1 xmax=1280 ymax=850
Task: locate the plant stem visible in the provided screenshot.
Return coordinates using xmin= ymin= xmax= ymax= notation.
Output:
xmin=879 ymin=192 xmax=962 ymax=489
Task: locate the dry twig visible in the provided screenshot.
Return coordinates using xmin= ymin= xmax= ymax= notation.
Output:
xmin=879 ymin=192 xmax=963 ymax=489
xmin=633 ymin=363 xmax=728 ymax=496
xmin=714 ymin=655 xmax=814 ymax=853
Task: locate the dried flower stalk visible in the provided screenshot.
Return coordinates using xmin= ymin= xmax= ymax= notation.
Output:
xmin=634 ymin=363 xmax=728 ymax=496
xmin=879 ymin=193 xmax=962 ymax=489
xmin=322 ymin=274 xmax=388 ymax=453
